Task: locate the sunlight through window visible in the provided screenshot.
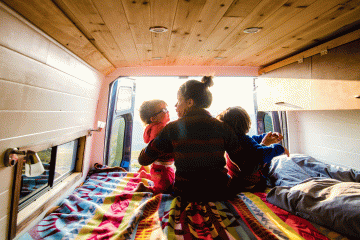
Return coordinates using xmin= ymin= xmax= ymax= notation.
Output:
xmin=130 ymin=76 xmax=256 ymax=171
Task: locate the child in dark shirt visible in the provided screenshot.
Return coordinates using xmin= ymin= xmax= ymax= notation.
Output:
xmin=217 ymin=106 xmax=289 ymax=191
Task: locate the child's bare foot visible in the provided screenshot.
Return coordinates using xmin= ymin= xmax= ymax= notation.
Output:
xmin=139 ymin=170 xmax=151 ymax=180
xmin=134 ymin=182 xmax=153 ymax=192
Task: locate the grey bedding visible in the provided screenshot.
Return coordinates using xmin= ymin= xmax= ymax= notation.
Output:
xmin=267 ymin=154 xmax=360 ymax=187
xmin=266 ymin=154 xmax=360 ymax=239
xmin=267 ymin=178 xmax=360 ymax=239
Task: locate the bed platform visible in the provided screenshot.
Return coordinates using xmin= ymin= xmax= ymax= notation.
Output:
xmin=19 ymin=154 xmax=359 ymax=240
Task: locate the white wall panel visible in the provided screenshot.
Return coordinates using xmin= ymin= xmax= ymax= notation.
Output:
xmin=287 ymin=110 xmax=360 ymax=170
xmin=46 ymin=43 xmax=103 ymax=86
xmin=0 ymin=7 xmax=50 ymax=63
xmin=0 ymin=167 xmax=12 ymax=193
xmin=0 ymin=191 xmax=10 ymax=218
xmin=0 ymin=46 xmax=98 ymax=98
xmin=0 ymin=125 xmax=89 ymax=161
xmin=0 ymin=80 xmax=96 ymax=112
xmin=0 ymin=215 xmax=8 ymax=240
xmin=0 ymin=4 xmax=105 ymax=239
xmin=0 ymin=111 xmax=93 ymax=140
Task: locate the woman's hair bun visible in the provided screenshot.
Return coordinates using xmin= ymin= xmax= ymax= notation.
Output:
xmin=201 ymin=76 xmax=214 ymax=88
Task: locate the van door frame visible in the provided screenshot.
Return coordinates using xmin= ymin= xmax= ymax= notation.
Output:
xmin=103 ymin=77 xmax=136 ymax=170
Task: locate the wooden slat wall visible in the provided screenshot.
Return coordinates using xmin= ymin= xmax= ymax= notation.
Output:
xmin=259 ymin=37 xmax=360 ymax=80
xmin=0 ymin=5 xmax=104 ymax=239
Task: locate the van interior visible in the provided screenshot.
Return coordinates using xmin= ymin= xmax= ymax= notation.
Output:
xmin=0 ymin=0 xmax=360 ymax=239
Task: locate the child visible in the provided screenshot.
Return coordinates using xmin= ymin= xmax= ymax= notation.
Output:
xmin=137 ymin=99 xmax=175 ymax=195
xmin=217 ymin=106 xmax=289 ymax=191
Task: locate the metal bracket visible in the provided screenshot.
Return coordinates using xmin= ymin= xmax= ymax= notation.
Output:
xmin=320 ymin=49 xmax=328 ymax=56
xmin=297 ymin=58 xmax=304 ymax=64
xmin=3 ymin=148 xmax=26 ymax=167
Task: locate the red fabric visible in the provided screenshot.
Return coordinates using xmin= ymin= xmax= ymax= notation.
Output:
xmin=225 ymin=153 xmax=240 ymax=178
xmin=143 ymin=122 xmax=167 ymax=143
xmin=254 ymin=192 xmax=330 ymax=240
xmin=226 ymin=153 xmax=262 ymax=188
xmin=150 ymin=164 xmax=175 ymax=195
xmin=143 ymin=122 xmax=175 ymax=194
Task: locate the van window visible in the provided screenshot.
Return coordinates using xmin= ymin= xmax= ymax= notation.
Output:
xmin=256 ymin=111 xmax=288 ymax=148
xmin=108 ymin=116 xmax=126 ymax=167
xmin=19 ymin=139 xmax=78 ymax=210
xmin=54 ymin=141 xmax=78 ymax=181
xmin=264 ymin=113 xmax=274 ymax=133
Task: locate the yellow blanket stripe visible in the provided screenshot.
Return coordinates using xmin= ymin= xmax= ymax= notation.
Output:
xmin=134 ymin=195 xmax=162 ymax=239
xmin=164 ymin=198 xmax=180 ymax=239
xmin=243 ymin=192 xmax=305 ymax=240
xmin=75 ymin=173 xmax=143 ymax=239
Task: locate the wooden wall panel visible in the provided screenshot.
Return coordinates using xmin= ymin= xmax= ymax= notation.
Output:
xmin=258 ymin=57 xmax=312 ymax=79
xmin=312 ymin=39 xmax=360 ymax=80
xmin=260 ymin=35 xmax=360 ymax=80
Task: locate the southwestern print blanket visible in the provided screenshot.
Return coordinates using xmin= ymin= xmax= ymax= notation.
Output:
xmin=20 ymin=171 xmax=349 ymax=240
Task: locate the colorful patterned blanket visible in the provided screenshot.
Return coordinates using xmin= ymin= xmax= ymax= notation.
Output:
xmin=20 ymin=171 xmax=349 ymax=240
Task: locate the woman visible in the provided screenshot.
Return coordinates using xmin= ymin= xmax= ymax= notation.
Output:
xmin=138 ymin=76 xmax=261 ymax=201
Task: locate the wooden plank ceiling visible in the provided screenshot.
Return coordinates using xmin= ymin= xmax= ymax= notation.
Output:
xmin=2 ymin=0 xmax=360 ymax=75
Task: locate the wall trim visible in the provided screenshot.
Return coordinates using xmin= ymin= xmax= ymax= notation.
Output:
xmin=107 ymin=66 xmax=259 ymax=78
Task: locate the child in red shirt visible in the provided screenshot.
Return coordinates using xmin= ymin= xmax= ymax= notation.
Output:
xmin=137 ymin=99 xmax=175 ymax=195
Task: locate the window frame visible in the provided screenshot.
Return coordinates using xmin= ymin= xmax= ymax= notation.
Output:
xmin=104 ymin=77 xmax=136 ymax=170
xmin=256 ymin=111 xmax=289 ymax=148
xmin=18 ymin=139 xmax=79 ymax=211
xmin=8 ymin=135 xmax=85 ymax=239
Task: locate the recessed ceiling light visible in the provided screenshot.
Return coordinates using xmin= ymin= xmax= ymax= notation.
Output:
xmin=153 ymin=57 xmax=162 ymax=60
xmin=214 ymin=57 xmax=224 ymax=60
xmin=149 ymin=26 xmax=168 ymax=33
xmin=243 ymin=27 xmax=262 ymax=33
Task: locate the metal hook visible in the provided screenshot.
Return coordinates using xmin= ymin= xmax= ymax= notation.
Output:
xmin=3 ymin=148 xmax=26 ymax=167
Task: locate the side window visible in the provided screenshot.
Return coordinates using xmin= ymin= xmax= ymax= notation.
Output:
xmin=256 ymin=111 xmax=273 ymax=135
xmin=108 ymin=116 xmax=126 ymax=167
xmin=256 ymin=111 xmax=288 ymax=148
xmin=104 ymin=78 xmax=135 ymax=170
xmin=264 ymin=113 xmax=274 ymax=133
xmin=19 ymin=139 xmax=79 ymax=210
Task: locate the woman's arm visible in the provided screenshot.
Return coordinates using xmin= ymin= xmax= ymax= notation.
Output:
xmin=138 ymin=134 xmax=173 ymax=166
xmin=138 ymin=148 xmax=156 ymax=166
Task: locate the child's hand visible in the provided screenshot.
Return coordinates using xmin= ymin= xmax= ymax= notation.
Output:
xmin=283 ymin=147 xmax=290 ymax=157
xmin=261 ymin=132 xmax=283 ymax=146
xmin=272 ymin=132 xmax=283 ymax=142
